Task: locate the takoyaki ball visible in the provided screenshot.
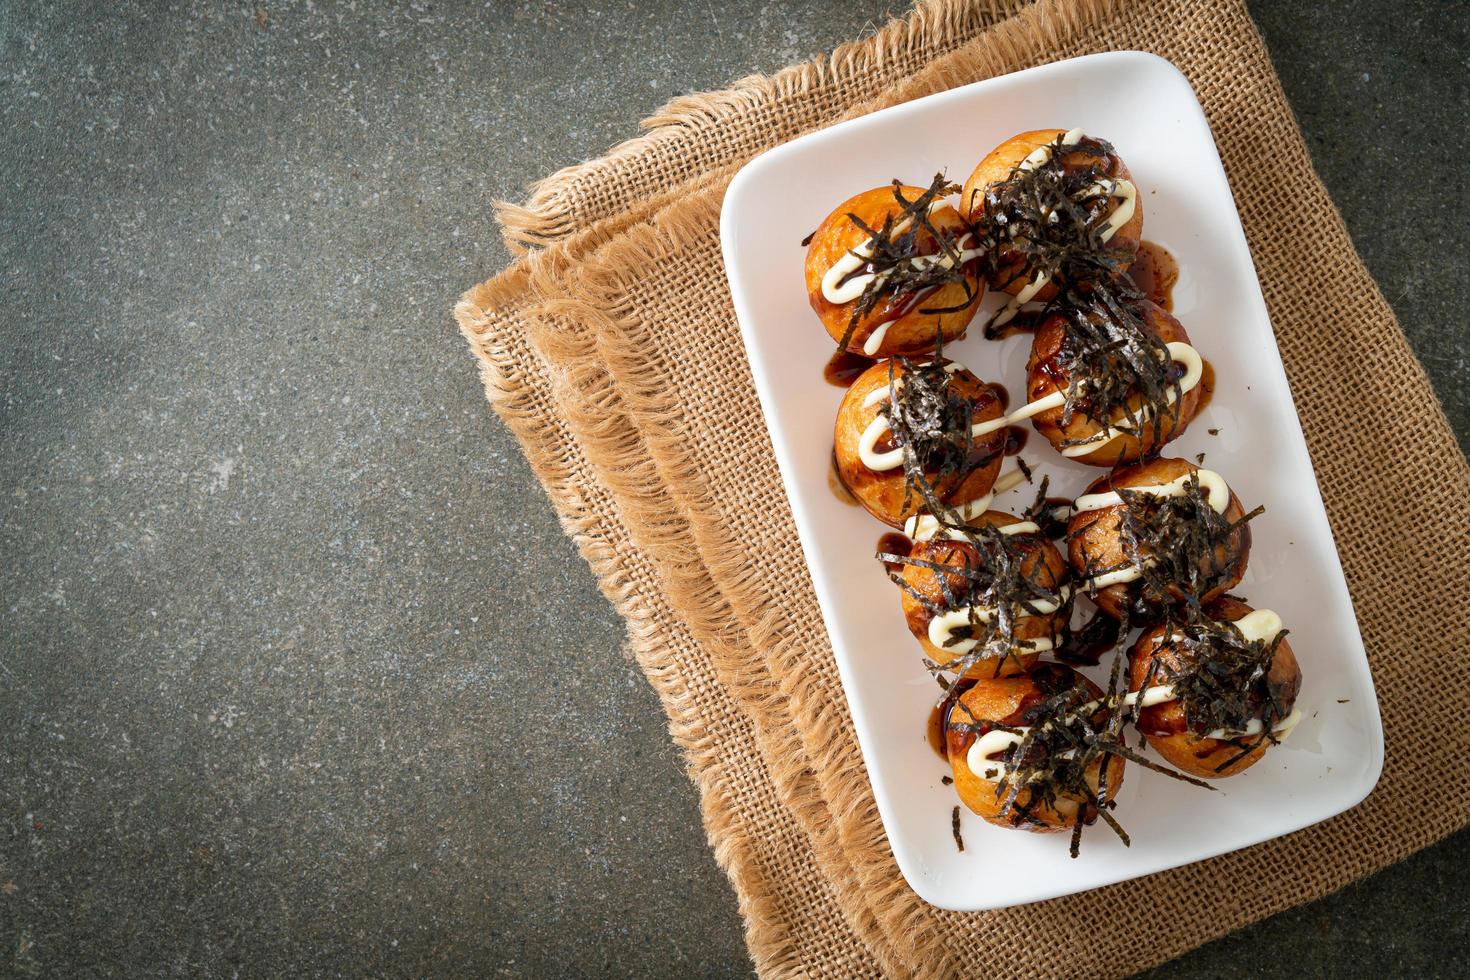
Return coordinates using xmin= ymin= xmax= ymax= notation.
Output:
xmin=1067 ymin=458 xmax=1252 ymax=623
xmin=944 ymin=664 xmax=1125 ymax=832
xmin=1129 ymin=597 xmax=1302 ymax=778
xmin=834 ymin=359 xmax=1005 ymax=528
xmin=805 ymin=184 xmax=985 ymax=357
xmin=962 ymin=129 xmax=1143 ymax=302
xmin=1025 ymin=297 xmax=1204 ymax=466
xmin=897 ymin=511 xmax=1068 ymax=678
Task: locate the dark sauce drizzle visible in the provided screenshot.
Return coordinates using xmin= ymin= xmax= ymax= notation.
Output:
xmin=823 ymin=349 xmax=876 ymax=387
xmin=1126 ymin=240 xmax=1180 ymax=312
xmin=876 ymin=532 xmax=911 ymax=576
xmin=1054 ymin=610 xmax=1122 ymax=667
xmin=828 ymin=452 xmax=859 ymax=506
xmin=1034 ymin=497 xmax=1072 ymax=540
xmin=1195 ymin=359 xmax=1216 ymax=414
xmin=1003 ymin=426 xmax=1029 ymax=456
xmin=926 ymin=678 xmax=977 ymax=760
xmin=982 ymin=308 xmax=1046 ymax=341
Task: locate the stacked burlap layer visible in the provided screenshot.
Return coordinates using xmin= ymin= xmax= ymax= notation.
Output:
xmin=457 ymin=1 xmax=1470 ymax=975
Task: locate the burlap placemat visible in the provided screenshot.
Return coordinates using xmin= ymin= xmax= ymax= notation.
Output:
xmin=457 ymin=0 xmax=1470 ymax=975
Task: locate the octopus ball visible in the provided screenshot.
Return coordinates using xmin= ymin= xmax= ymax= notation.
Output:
xmin=897 ymin=511 xmax=1068 ymax=678
xmin=944 ymin=663 xmax=1125 ymax=833
xmin=961 ymin=128 xmax=1143 ymax=301
xmin=1128 ymin=597 xmax=1303 ymax=778
xmin=833 ymin=359 xmax=1005 ymax=528
xmin=1025 ymin=298 xmax=1205 ymax=466
xmin=1067 ymin=457 xmax=1252 ymax=622
xmin=804 ymin=184 xmax=985 ymax=357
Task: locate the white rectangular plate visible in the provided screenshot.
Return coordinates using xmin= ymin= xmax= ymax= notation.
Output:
xmin=720 ymin=51 xmax=1383 ymax=911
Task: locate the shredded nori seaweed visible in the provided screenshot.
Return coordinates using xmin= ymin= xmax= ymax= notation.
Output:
xmin=1014 ymin=454 xmax=1034 ymax=485
xmin=971 ymin=133 xmax=1187 ymax=454
xmin=944 ymin=616 xmax=1215 ymax=855
xmin=882 ymin=520 xmax=1071 ymax=681
xmin=1020 ymin=474 xmax=1070 ymax=540
xmin=873 ymin=365 xmax=1069 ymax=680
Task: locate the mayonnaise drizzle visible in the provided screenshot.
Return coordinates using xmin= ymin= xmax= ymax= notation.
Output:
xmin=964 ymin=611 xmax=1297 ymax=776
xmin=927 ymin=584 xmax=1073 ymax=656
xmin=1073 ymin=467 xmax=1231 ymax=516
xmin=861 ymin=321 xmax=893 ymax=357
xmin=858 ymin=342 xmax=1200 ymax=472
xmin=967 ymin=728 xmax=1078 ymax=781
xmin=991 ymin=128 xmax=1139 ymax=328
xmin=1125 ymin=609 xmax=1298 ymax=740
xmin=902 ymin=467 xmax=1028 ymax=542
xmin=965 ymin=706 xmax=1301 ymax=779
xmin=1206 ymin=708 xmax=1302 ymax=741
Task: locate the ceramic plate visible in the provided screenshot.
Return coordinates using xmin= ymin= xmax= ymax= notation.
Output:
xmin=719 ymin=51 xmax=1383 ymax=911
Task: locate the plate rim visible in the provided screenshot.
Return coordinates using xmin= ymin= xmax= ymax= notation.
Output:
xmin=719 ymin=49 xmax=1384 ymax=911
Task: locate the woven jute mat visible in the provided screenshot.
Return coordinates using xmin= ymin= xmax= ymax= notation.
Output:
xmin=457 ymin=0 xmax=1470 ymax=974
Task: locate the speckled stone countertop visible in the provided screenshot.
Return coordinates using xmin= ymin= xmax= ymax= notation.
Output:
xmin=1 ymin=1 xmax=1465 ymax=975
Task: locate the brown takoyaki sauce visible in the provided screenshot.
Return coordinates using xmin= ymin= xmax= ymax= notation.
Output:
xmin=1135 ymin=713 xmax=1189 ymax=738
xmin=927 ymin=678 xmax=977 ymax=759
xmin=1015 ymin=662 xmax=1214 ymax=851
xmin=990 ymin=383 xmax=1011 ymax=412
xmin=982 ymin=308 xmax=1045 ymax=341
xmin=888 ymin=522 xmax=1071 ymax=685
xmin=833 ymin=174 xmax=982 ymax=352
xmin=876 ymin=532 xmax=911 ymax=576
xmin=1195 ymin=359 xmax=1216 ymax=414
xmin=943 ymin=658 xmax=1213 ymax=854
xmin=1135 ymin=609 xmax=1298 ymax=763
xmin=1127 ymin=241 xmax=1180 ymax=311
xmin=1036 ymin=498 xmax=1073 ymax=539
xmin=872 ymin=277 xmax=949 ymax=327
xmin=823 ymin=349 xmax=876 ymax=387
xmin=990 ymin=665 xmax=1125 ymax=847
xmin=1003 ymin=426 xmax=1029 ymax=456
xmin=1055 ymin=610 xmax=1122 ymax=666
xmin=877 ymin=351 xmax=1005 ymax=518
xmin=1019 ymin=475 xmax=1071 ymax=540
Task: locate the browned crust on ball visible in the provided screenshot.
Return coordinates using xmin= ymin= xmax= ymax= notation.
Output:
xmin=961 ymin=129 xmax=1144 ymax=300
xmin=833 ymin=360 xmax=1004 ymax=527
xmin=897 ymin=511 xmax=1066 ymax=677
xmin=1026 ymin=300 xmax=1203 ymax=466
xmin=1067 ymin=457 xmax=1251 ymax=620
xmin=804 ymin=185 xmax=984 ymax=356
xmin=944 ymin=665 xmax=1124 ymax=832
xmin=1127 ymin=597 xmax=1302 ymax=778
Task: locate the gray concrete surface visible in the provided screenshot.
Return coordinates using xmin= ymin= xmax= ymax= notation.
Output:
xmin=0 ymin=1 xmax=1464 ymax=976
